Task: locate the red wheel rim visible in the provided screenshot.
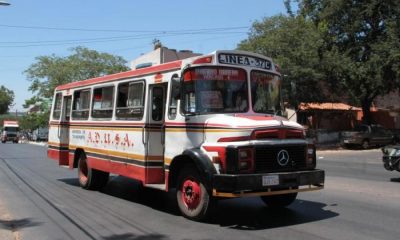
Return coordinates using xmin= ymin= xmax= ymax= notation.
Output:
xmin=181 ymin=177 xmax=201 ymax=210
xmin=79 ymin=157 xmax=88 ymax=184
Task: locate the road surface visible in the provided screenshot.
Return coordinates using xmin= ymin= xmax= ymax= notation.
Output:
xmin=1 ymin=143 xmax=400 ymax=240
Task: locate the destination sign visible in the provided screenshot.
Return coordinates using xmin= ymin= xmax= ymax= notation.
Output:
xmin=218 ymin=53 xmax=272 ymax=70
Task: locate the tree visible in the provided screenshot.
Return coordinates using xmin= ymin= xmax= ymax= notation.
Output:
xmin=300 ymin=0 xmax=400 ymax=124
xmin=23 ymin=47 xmax=129 ymax=127
xmin=237 ymin=14 xmax=340 ymax=106
xmin=24 ymin=46 xmax=130 ymax=101
xmin=19 ymin=112 xmax=48 ymax=131
xmin=0 ymin=85 xmax=14 ymax=114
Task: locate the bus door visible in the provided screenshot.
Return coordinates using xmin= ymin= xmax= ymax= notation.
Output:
xmin=145 ymin=83 xmax=167 ymax=183
xmin=58 ymin=95 xmax=72 ymax=166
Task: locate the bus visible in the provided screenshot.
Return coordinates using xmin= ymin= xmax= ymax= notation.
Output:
xmin=1 ymin=120 xmax=19 ymax=143
xmin=48 ymin=50 xmax=324 ymax=221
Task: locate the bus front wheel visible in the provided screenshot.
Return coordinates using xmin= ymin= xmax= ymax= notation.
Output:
xmin=176 ymin=165 xmax=214 ymax=221
xmin=78 ymin=153 xmax=109 ymax=190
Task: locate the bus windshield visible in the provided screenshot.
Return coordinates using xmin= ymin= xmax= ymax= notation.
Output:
xmin=251 ymin=70 xmax=282 ymax=114
xmin=4 ymin=127 xmax=18 ymax=133
xmin=182 ymin=67 xmax=248 ymax=114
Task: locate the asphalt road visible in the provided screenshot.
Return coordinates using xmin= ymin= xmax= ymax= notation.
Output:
xmin=1 ymin=143 xmax=400 ymax=240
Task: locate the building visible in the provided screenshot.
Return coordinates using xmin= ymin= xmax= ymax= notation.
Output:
xmin=374 ymin=90 xmax=400 ymax=129
xmin=297 ymin=102 xmax=361 ymax=131
xmin=130 ymin=47 xmax=201 ymax=70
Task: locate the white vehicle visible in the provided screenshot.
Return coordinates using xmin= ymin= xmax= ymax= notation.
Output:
xmin=1 ymin=120 xmax=19 ymax=143
xmin=48 ymin=50 xmax=325 ymax=221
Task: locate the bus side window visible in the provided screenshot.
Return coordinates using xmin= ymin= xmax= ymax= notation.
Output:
xmin=72 ymin=89 xmax=91 ymax=120
xmin=168 ymin=75 xmax=179 ymax=120
xmin=91 ymin=86 xmax=114 ymax=119
xmin=152 ymin=87 xmax=164 ymax=121
xmin=52 ymin=93 xmax=62 ymax=120
xmin=116 ymin=81 xmax=145 ymax=120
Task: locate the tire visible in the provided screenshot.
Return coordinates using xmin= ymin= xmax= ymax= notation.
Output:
xmin=176 ymin=165 xmax=214 ymax=221
xmin=261 ymin=192 xmax=298 ymax=208
xmin=78 ymin=153 xmax=109 ymax=190
xmin=361 ymin=140 xmax=369 ymax=149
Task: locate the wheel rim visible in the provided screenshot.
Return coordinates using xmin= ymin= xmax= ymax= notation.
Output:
xmin=78 ymin=157 xmax=88 ymax=184
xmin=181 ymin=177 xmax=201 ymax=210
xmin=362 ymin=141 xmax=369 ymax=149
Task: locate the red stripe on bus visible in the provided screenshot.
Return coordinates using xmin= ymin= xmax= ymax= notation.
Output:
xmin=47 ymin=148 xmax=69 ymax=165
xmin=87 ymin=156 xmax=164 ymax=184
xmin=56 ymin=60 xmax=182 ymax=91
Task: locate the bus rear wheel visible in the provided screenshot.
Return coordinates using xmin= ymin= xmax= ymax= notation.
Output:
xmin=78 ymin=153 xmax=109 ymax=190
xmin=176 ymin=165 xmax=214 ymax=221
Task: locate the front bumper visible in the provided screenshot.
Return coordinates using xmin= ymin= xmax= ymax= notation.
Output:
xmin=1 ymin=136 xmax=18 ymax=142
xmin=212 ymin=169 xmax=325 ymax=197
xmin=383 ymin=156 xmax=400 ymax=171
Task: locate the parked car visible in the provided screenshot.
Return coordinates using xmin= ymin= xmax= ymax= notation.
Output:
xmin=32 ymin=127 xmax=49 ymax=142
xmin=391 ymin=129 xmax=400 ymax=144
xmin=341 ymin=124 xmax=394 ymax=149
xmin=382 ymin=145 xmax=400 ymax=172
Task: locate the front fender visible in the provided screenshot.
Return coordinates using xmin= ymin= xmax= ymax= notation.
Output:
xmin=182 ymin=148 xmax=217 ymax=186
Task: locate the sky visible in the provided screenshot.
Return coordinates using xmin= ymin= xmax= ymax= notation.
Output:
xmin=0 ymin=0 xmax=287 ymax=112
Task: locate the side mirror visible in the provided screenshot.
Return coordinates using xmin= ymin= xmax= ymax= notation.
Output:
xmin=171 ymin=77 xmax=181 ymax=100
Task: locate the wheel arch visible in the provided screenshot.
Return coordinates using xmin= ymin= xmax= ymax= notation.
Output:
xmin=168 ymin=148 xmax=217 ymax=191
xmin=73 ymin=148 xmax=86 ymax=168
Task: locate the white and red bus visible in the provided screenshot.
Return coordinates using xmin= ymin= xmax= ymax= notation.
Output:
xmin=48 ymin=50 xmax=324 ymax=221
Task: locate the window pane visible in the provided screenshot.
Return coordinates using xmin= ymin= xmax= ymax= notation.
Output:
xmin=128 ymin=83 xmax=144 ymax=107
xmin=52 ymin=93 xmax=62 ymax=120
xmin=116 ymin=82 xmax=145 ymax=120
xmin=72 ymin=90 xmax=90 ymax=120
xmin=251 ymin=71 xmax=282 ymax=114
xmin=168 ymin=78 xmax=179 ymax=119
xmin=182 ymin=67 xmax=248 ymax=114
xmin=92 ymin=86 xmax=114 ymax=119
xmin=152 ymin=87 xmax=164 ymax=121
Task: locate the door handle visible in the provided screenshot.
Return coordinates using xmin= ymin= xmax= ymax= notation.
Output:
xmin=142 ymin=126 xmax=146 ymax=145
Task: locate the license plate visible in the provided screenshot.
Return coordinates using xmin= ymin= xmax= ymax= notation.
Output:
xmin=343 ymin=140 xmax=349 ymax=143
xmin=262 ymin=175 xmax=279 ymax=186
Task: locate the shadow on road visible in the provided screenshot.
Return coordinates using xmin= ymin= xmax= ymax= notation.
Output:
xmin=58 ymin=176 xmax=181 ymax=216
xmin=59 ymin=176 xmax=338 ymax=230
xmin=390 ymin=177 xmax=400 ymax=182
xmin=0 ymin=218 xmax=41 ymax=231
xmin=213 ymin=198 xmax=338 ymax=230
xmin=102 ymin=233 xmax=168 ymax=240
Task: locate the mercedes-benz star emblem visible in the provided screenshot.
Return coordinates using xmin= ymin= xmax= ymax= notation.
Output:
xmin=277 ymin=149 xmax=290 ymax=166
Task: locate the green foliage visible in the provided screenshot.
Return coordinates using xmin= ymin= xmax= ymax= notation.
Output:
xmin=24 ymin=46 xmax=130 ymax=101
xmin=0 ymin=85 xmax=15 ymax=114
xmin=301 ymin=0 xmax=400 ymax=124
xmin=240 ymin=1 xmax=400 ymax=124
xmin=19 ymin=111 xmax=49 ymax=131
xmin=238 ymin=14 xmax=335 ymax=106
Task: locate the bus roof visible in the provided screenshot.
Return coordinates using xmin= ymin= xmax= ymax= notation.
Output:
xmin=3 ymin=120 xmax=19 ymax=127
xmin=55 ymin=50 xmax=276 ymax=92
xmin=55 ymin=60 xmax=183 ymax=91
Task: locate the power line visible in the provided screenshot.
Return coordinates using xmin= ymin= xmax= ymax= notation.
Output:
xmin=0 ymin=31 xmax=247 ymax=48
xmin=0 ymin=24 xmax=249 ymax=33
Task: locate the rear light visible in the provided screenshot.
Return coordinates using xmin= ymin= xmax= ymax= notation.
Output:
xmin=238 ymin=148 xmax=254 ymax=172
xmin=192 ymin=56 xmax=213 ymax=64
